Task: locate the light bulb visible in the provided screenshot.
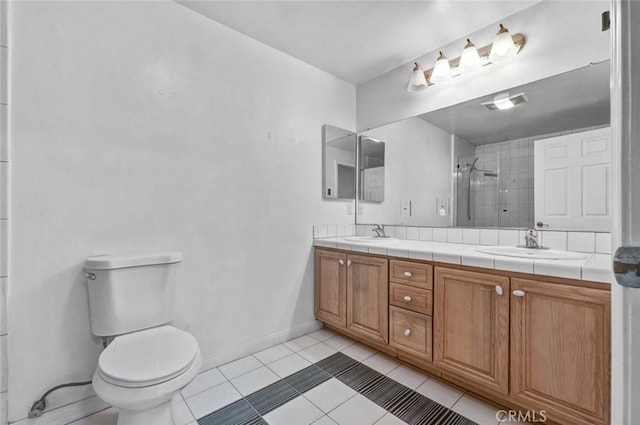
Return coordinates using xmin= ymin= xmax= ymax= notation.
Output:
xmin=459 ymin=39 xmax=482 ymax=73
xmin=489 ymin=24 xmax=518 ymax=62
xmin=430 ymin=51 xmax=452 ymax=84
xmin=407 ymin=62 xmax=428 ymax=92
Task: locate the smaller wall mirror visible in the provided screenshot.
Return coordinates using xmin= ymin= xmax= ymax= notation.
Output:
xmin=359 ymin=135 xmax=385 ymax=202
xmin=323 ymin=124 xmax=356 ymax=200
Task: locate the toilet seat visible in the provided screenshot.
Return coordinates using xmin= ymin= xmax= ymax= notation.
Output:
xmin=98 ymin=325 xmax=199 ymax=388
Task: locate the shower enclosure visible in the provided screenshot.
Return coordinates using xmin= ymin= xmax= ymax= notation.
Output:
xmin=455 ymin=141 xmax=534 ymax=228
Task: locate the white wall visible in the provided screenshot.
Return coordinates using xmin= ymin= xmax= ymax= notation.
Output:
xmin=358 ymin=118 xmax=451 ymax=226
xmin=7 ymin=1 xmax=355 ymax=422
xmin=357 ymin=0 xmax=610 ymax=131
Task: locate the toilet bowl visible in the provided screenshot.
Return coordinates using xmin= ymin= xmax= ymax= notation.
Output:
xmin=92 ymin=325 xmax=202 ymax=425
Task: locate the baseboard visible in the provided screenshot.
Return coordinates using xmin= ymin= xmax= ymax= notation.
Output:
xmin=11 ymin=395 xmax=109 ymax=425
xmin=200 ymin=319 xmax=323 ymax=371
xmin=10 ymin=320 xmax=322 ymax=425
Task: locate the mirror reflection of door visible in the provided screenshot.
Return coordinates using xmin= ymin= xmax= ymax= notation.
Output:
xmin=336 ymin=162 xmax=356 ymax=199
xmin=359 ymin=136 xmax=385 ymax=202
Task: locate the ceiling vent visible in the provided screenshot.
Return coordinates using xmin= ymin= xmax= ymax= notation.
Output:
xmin=481 ymin=92 xmax=528 ymax=111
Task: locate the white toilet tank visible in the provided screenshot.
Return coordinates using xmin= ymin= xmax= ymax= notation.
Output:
xmin=84 ymin=252 xmax=183 ymax=337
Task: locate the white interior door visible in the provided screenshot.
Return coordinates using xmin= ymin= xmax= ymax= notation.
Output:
xmin=363 ymin=166 xmax=384 ymax=202
xmin=611 ymin=1 xmax=640 ymax=424
xmin=534 ymin=127 xmax=611 ymax=231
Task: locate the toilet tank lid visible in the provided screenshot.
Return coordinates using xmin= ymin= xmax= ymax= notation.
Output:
xmin=84 ymin=252 xmax=183 ymax=270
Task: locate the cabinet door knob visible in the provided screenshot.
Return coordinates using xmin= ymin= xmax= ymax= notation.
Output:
xmin=513 ymin=290 xmax=525 ymax=297
xmin=404 ymin=329 xmax=411 ymax=336
xmin=495 ymin=285 xmax=504 ymax=296
xmin=403 ymin=295 xmax=412 ymax=302
xmin=403 ymin=271 xmax=412 ymax=278
xmin=347 ymin=260 xmax=352 ymax=267
xmin=338 ymin=259 xmax=345 ymax=265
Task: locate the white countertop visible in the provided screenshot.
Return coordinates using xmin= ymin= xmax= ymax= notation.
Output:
xmin=314 ymin=237 xmax=614 ymax=284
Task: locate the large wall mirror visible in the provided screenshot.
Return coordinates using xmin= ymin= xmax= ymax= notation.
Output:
xmin=355 ymin=60 xmax=611 ymax=231
xmin=322 ymin=124 xmax=356 ymax=200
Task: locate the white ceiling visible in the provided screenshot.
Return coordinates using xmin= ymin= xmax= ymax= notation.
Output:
xmin=177 ymin=1 xmax=539 ymax=84
xmin=420 ymin=60 xmax=611 ymax=145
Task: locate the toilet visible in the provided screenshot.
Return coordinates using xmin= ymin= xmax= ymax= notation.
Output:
xmin=84 ymin=252 xmax=202 ymax=425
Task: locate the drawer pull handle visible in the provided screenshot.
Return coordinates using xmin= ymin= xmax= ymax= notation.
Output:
xmin=513 ymin=290 xmax=525 ymax=297
xmin=404 ymin=329 xmax=411 ymax=337
xmin=347 ymin=260 xmax=352 ymax=267
xmin=403 ymin=271 xmax=412 ymax=278
xmin=338 ymin=259 xmax=345 ymax=265
xmin=403 ymin=295 xmax=412 ymax=302
xmin=495 ymin=285 xmax=504 ymax=296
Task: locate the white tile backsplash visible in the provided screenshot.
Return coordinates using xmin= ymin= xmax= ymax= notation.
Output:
xmin=498 ymin=229 xmax=520 ymax=246
xmin=418 ymin=227 xmax=433 ymax=241
xmin=567 ymin=232 xmax=596 ymax=253
xmin=406 ymin=227 xmax=419 ymax=240
xmin=479 ymin=229 xmax=499 ymax=246
xmin=433 ymin=228 xmax=447 ymax=242
xmin=595 ymin=233 xmax=612 ymax=254
xmin=542 ymin=231 xmax=567 ymax=250
xmin=446 ymin=228 xmax=463 ymax=244
xmin=462 ymin=228 xmax=480 ymax=245
xmin=313 ymin=224 xmax=609 ymax=256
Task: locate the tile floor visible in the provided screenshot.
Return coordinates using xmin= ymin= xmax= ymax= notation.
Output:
xmin=68 ymin=328 xmax=525 ymax=425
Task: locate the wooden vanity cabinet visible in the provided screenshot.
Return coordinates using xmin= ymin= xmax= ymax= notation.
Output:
xmin=433 ymin=267 xmax=510 ymax=394
xmin=315 ymin=249 xmax=389 ymax=344
xmin=315 ymin=249 xmax=347 ymax=328
xmin=346 ymin=254 xmax=389 ymax=344
xmin=510 ymin=278 xmax=610 ymax=425
xmin=388 ymin=260 xmax=434 ymax=361
xmin=315 ymin=248 xmax=611 ymax=425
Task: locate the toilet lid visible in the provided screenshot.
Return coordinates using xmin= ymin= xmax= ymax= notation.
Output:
xmin=98 ymin=326 xmax=199 ymax=387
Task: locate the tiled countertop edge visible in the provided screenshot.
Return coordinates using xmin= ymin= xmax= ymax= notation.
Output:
xmin=313 ymin=238 xmax=614 ymax=285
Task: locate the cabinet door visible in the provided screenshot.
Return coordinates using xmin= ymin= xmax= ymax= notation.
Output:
xmin=389 ymin=306 xmax=432 ymax=361
xmin=434 ymin=267 xmax=510 ymax=394
xmin=315 ymin=249 xmax=347 ymax=328
xmin=346 ymin=254 xmax=389 ymax=344
xmin=511 ymin=278 xmax=610 ymax=425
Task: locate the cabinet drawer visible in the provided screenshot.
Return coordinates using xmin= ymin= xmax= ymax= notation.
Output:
xmin=389 ymin=306 xmax=432 ymax=361
xmin=390 ymin=260 xmax=433 ymax=289
xmin=390 ymin=283 xmax=432 ymax=315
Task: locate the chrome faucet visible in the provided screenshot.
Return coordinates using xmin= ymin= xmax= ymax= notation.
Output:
xmin=524 ymin=228 xmax=539 ymax=248
xmin=372 ymin=224 xmax=386 ymax=238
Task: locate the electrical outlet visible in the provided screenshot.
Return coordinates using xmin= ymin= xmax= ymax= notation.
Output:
xmin=347 ymin=203 xmax=354 ymax=215
xmin=437 ymin=198 xmax=449 ymax=216
xmin=401 ymin=201 xmax=412 ymax=217
xmin=358 ymin=203 xmax=364 ymax=215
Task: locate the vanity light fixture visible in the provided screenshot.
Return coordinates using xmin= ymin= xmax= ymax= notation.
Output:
xmin=430 ymin=51 xmax=453 ymax=83
xmin=458 ymin=39 xmax=482 ymax=73
xmin=407 ymin=24 xmax=525 ymax=92
xmin=489 ymin=24 xmax=518 ymax=61
xmin=407 ymin=62 xmax=429 ymax=92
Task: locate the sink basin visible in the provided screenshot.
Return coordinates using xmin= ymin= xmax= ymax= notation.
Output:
xmin=343 ymin=236 xmax=399 ymax=245
xmin=476 ymin=246 xmax=588 ymax=260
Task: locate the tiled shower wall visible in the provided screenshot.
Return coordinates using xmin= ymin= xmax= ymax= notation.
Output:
xmin=458 ymin=139 xmax=534 ymax=228
xmin=0 ymin=1 xmax=8 ymax=423
xmin=457 ymin=125 xmax=611 ymax=228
